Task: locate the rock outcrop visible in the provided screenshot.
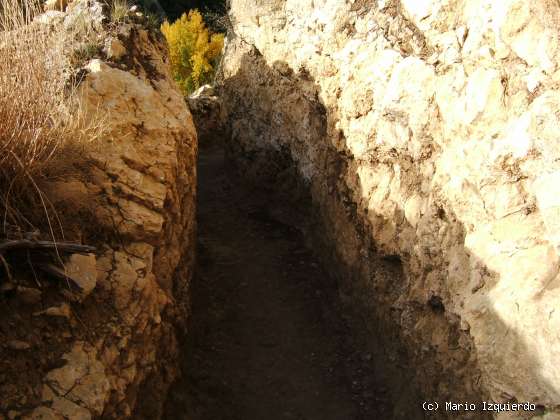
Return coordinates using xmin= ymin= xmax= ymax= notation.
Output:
xmin=220 ymin=0 xmax=560 ymax=416
xmin=0 ymin=2 xmax=196 ymax=419
xmin=188 ymin=84 xmax=224 ymax=145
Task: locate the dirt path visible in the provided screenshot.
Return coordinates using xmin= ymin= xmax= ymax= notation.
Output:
xmin=164 ymin=146 xmax=395 ymax=420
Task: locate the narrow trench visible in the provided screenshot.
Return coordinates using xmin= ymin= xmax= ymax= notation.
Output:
xmin=164 ymin=144 xmax=411 ymax=420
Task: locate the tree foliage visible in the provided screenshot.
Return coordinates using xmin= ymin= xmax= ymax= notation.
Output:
xmin=161 ymin=9 xmax=224 ymax=95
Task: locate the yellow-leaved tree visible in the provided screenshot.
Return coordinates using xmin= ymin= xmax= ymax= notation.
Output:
xmin=161 ymin=9 xmax=224 ymax=95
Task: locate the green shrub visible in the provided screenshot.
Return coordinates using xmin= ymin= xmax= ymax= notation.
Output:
xmin=145 ymin=11 xmax=163 ymax=32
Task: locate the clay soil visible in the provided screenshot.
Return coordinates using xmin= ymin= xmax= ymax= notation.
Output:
xmin=164 ymin=145 xmax=413 ymax=420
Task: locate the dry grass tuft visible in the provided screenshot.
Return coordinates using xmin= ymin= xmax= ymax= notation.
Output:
xmin=109 ymin=0 xmax=130 ymax=23
xmin=0 ymin=0 xmax=38 ymax=30
xmin=0 ymin=0 xmax=105 ymax=240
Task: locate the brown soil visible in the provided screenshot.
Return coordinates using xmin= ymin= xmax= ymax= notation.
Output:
xmin=164 ymin=145 xmax=417 ymax=420
xmin=0 ymin=261 xmax=116 ymax=417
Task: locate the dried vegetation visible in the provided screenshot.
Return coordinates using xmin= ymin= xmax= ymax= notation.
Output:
xmin=0 ymin=0 xmax=104 ymax=240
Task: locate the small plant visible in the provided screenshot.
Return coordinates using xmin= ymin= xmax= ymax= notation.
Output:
xmin=70 ymin=11 xmax=95 ymax=38
xmin=161 ymin=9 xmax=224 ymax=95
xmin=144 ymin=11 xmax=162 ymax=32
xmin=70 ymin=41 xmax=102 ymax=66
xmin=109 ymin=0 xmax=131 ymax=23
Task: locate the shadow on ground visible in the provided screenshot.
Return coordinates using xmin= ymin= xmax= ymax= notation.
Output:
xmin=163 ymin=143 xmax=408 ymax=420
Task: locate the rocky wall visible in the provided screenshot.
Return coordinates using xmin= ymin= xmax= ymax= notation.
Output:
xmin=0 ymin=2 xmax=197 ymax=419
xmin=220 ymin=0 xmax=560 ymax=417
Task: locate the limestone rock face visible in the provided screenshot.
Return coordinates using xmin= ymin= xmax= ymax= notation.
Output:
xmin=3 ymin=1 xmax=197 ymax=419
xmin=188 ymin=85 xmax=225 ymax=144
xmin=221 ymin=0 xmax=560 ymax=414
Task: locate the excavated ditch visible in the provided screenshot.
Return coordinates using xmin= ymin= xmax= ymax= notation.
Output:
xmin=164 ymin=144 xmax=425 ymax=420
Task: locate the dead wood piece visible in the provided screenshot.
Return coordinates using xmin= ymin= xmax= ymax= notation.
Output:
xmin=36 ymin=262 xmax=84 ymax=292
xmin=0 ymin=239 xmax=96 ymax=254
